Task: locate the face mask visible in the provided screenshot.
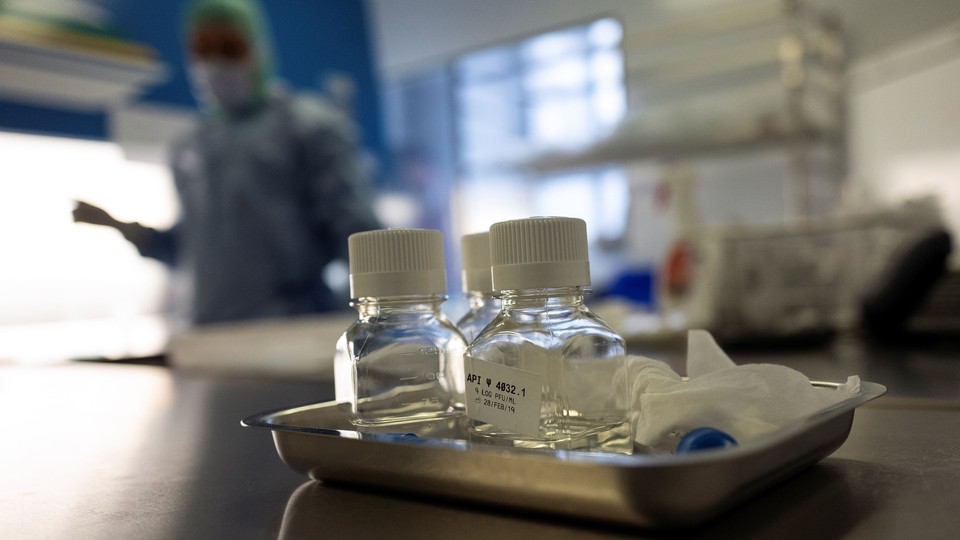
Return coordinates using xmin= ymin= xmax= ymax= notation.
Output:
xmin=189 ymin=60 xmax=257 ymax=113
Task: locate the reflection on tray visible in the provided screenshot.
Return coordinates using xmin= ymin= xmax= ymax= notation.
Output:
xmin=279 ymin=481 xmax=621 ymax=539
xmin=244 ymin=381 xmax=885 ymax=529
xmin=245 ymin=380 xmax=885 ymax=461
xmin=279 ymin=462 xmax=871 ymax=537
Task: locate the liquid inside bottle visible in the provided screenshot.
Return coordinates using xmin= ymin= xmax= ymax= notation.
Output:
xmin=456 ymin=291 xmax=501 ymax=343
xmin=336 ymin=295 xmax=465 ymax=426
xmin=466 ymin=288 xmax=632 ymax=454
xmin=333 ymin=227 xmax=466 ymax=427
xmin=457 ymin=231 xmax=500 ymax=343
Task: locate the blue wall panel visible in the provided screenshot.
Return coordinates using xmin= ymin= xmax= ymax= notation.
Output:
xmin=111 ymin=0 xmax=197 ymax=108
xmin=0 ymin=100 xmax=107 ymax=140
xmin=0 ymin=0 xmax=385 ymax=166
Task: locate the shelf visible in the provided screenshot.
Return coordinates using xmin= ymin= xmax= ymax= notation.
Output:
xmin=520 ymin=113 xmax=841 ymax=174
xmin=0 ymin=14 xmax=164 ymax=111
xmin=517 ymin=0 xmax=846 ymax=222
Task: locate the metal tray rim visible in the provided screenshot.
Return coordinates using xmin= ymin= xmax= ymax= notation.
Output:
xmin=242 ymin=380 xmax=886 ymax=466
xmin=244 ymin=380 xmax=887 ymax=529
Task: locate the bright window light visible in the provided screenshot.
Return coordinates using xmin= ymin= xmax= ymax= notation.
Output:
xmin=521 ymin=29 xmax=585 ymax=63
xmin=598 ymin=169 xmax=631 ymax=237
xmin=590 ymin=50 xmax=624 ymax=82
xmin=528 ymin=97 xmax=592 ymax=147
xmin=593 ymin=87 xmax=627 ymax=127
xmin=454 ymin=19 xmax=629 ymax=287
xmin=457 ymin=46 xmax=514 ymax=83
xmin=588 ymin=18 xmax=623 ymax=48
xmin=0 ymin=131 xmax=177 ymax=363
xmin=454 ymin=175 xmax=530 ymax=235
xmin=524 ymin=58 xmax=589 ymax=94
xmin=531 ymin=174 xmax=597 ymax=232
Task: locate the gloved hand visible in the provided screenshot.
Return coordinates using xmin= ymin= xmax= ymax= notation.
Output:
xmin=72 ymin=200 xmax=147 ymax=246
xmin=73 ymin=200 xmax=121 ymax=228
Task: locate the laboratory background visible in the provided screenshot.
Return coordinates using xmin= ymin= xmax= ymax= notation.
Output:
xmin=1 ymin=0 xmax=959 ymax=538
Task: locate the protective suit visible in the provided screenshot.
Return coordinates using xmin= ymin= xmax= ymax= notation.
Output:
xmin=134 ymin=0 xmax=380 ymax=324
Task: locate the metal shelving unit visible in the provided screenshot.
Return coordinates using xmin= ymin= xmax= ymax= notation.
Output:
xmin=521 ymin=0 xmax=846 ymax=219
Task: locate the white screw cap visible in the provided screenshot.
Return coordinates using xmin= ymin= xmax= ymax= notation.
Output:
xmin=489 ymin=217 xmax=591 ymax=291
xmin=460 ymin=232 xmax=493 ymax=294
xmin=348 ymin=228 xmax=447 ymax=298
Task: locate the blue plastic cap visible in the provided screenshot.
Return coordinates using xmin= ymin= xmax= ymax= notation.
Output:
xmin=676 ymin=427 xmax=738 ymax=454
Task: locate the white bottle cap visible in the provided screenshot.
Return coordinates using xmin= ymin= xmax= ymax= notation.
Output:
xmin=489 ymin=217 xmax=591 ymax=291
xmin=348 ymin=228 xmax=447 ymax=298
xmin=460 ymin=232 xmax=493 ymax=294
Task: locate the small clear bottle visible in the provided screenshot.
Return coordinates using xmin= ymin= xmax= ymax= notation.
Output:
xmin=465 ymin=217 xmax=632 ymax=453
xmin=456 ymin=232 xmax=501 ymax=343
xmin=334 ymin=228 xmax=466 ymax=426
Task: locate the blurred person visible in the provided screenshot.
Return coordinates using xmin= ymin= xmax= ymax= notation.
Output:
xmin=73 ymin=0 xmax=379 ymax=325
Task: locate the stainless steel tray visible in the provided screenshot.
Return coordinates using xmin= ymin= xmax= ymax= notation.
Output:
xmin=243 ymin=381 xmax=886 ymax=529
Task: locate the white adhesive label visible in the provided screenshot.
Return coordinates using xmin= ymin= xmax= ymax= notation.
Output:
xmin=464 ymin=356 xmax=542 ymax=437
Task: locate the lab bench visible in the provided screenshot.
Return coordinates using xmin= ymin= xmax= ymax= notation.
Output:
xmin=1 ymin=338 xmax=958 ymax=539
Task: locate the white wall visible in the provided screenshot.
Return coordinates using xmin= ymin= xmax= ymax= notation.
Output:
xmin=367 ymin=0 xmax=789 ymax=82
xmin=367 ymin=0 xmax=960 ymax=78
xmin=848 ymin=25 xmax=960 ymax=239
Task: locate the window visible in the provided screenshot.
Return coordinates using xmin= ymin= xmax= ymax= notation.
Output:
xmin=382 ymin=18 xmax=630 ymax=296
xmin=0 ymin=131 xmax=176 ymax=363
xmin=454 ymin=18 xmax=629 ymax=263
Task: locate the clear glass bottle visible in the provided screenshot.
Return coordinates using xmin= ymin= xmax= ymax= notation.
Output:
xmin=456 ymin=232 xmax=501 ymax=343
xmin=334 ymin=228 xmax=466 ymax=426
xmin=465 ymin=217 xmax=632 ymax=454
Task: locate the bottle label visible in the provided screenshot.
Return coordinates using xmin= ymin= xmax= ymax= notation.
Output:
xmin=464 ymin=355 xmax=542 ymax=437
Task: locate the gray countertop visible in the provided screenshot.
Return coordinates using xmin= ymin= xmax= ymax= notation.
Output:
xmin=1 ymin=338 xmax=958 ymax=539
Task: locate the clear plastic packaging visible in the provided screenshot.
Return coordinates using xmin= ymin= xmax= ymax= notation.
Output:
xmin=464 ymin=217 xmax=632 ymax=453
xmin=334 ymin=228 xmax=466 ymax=426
